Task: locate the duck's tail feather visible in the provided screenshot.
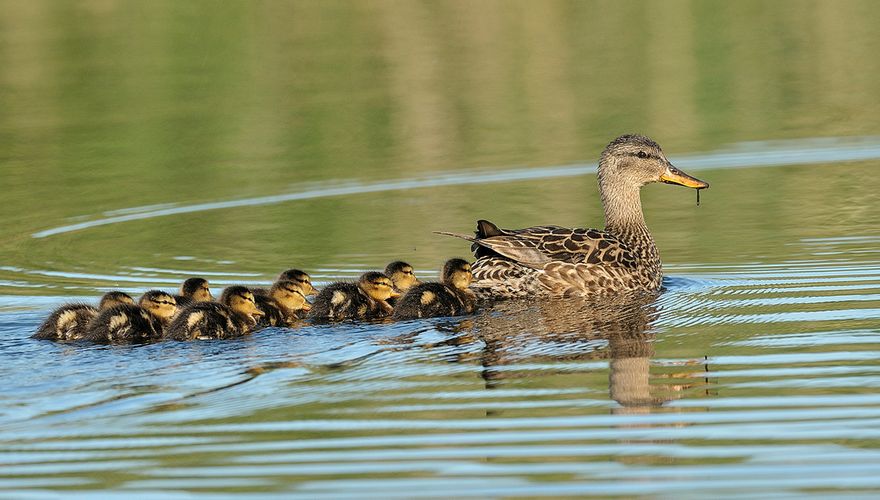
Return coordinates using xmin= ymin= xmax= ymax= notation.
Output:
xmin=434 ymin=229 xmax=501 ymax=259
xmin=475 ymin=219 xmax=504 ymax=238
xmin=433 ymin=230 xmax=477 ymax=243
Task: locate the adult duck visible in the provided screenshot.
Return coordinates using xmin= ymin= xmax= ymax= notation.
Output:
xmin=438 ymin=134 xmax=708 ymax=299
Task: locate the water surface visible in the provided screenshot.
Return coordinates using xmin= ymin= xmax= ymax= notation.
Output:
xmin=2 ymin=1 xmax=880 ymax=498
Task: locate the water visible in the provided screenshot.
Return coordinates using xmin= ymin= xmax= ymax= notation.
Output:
xmin=2 ymin=1 xmax=880 ymax=498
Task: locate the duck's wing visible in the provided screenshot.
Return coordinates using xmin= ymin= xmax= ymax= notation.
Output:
xmin=437 ymin=219 xmax=638 ymax=270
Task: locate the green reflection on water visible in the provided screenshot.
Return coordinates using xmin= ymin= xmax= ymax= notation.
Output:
xmin=1 ymin=0 xmax=879 ymax=294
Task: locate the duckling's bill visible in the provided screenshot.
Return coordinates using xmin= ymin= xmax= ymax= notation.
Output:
xmin=660 ymin=165 xmax=709 ymax=189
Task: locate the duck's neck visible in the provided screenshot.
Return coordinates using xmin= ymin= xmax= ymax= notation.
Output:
xmin=599 ymin=178 xmax=648 ymax=237
xmin=598 ymin=175 xmax=659 ymax=269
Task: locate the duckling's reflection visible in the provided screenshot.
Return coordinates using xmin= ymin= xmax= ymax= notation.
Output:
xmin=461 ymin=295 xmax=708 ymax=413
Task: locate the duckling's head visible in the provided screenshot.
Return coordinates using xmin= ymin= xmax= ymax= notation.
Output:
xmin=358 ymin=272 xmax=399 ymax=302
xmin=598 ymin=134 xmax=708 ymax=191
xmin=99 ymin=291 xmax=134 ymax=310
xmin=139 ymin=290 xmax=178 ymax=322
xmin=220 ymin=286 xmax=265 ymax=322
xmin=442 ymin=258 xmax=473 ymax=290
xmin=277 ymin=269 xmax=318 ymax=296
xmin=180 ymin=277 xmax=213 ymax=302
xmin=384 ymin=261 xmax=420 ymax=291
xmin=270 ymin=280 xmax=311 ymax=313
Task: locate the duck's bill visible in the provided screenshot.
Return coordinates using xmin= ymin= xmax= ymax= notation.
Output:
xmin=660 ymin=165 xmax=709 ymax=189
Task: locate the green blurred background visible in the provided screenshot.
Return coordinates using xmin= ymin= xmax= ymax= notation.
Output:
xmin=1 ymin=0 xmax=879 ymax=295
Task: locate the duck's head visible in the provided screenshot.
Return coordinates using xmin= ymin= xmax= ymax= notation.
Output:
xmin=270 ymin=280 xmax=312 ymax=313
xmin=598 ymin=134 xmax=708 ymax=191
xmin=442 ymin=258 xmax=473 ymax=290
xmin=99 ymin=291 xmax=134 ymax=310
xmin=384 ymin=261 xmax=421 ymax=291
xmin=358 ymin=272 xmax=399 ymax=302
xmin=139 ymin=290 xmax=178 ymax=322
xmin=277 ymin=269 xmax=318 ymax=296
xmin=220 ymin=286 xmax=265 ymax=322
xmin=180 ymin=277 xmax=213 ymax=302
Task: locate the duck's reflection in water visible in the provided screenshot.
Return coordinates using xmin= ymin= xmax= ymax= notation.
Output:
xmin=447 ymin=295 xmax=711 ymax=414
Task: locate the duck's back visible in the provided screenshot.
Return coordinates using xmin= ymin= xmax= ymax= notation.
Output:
xmin=254 ymin=295 xmax=290 ymax=327
xmin=309 ymin=283 xmax=365 ymax=321
xmin=393 ymin=283 xmax=467 ymax=320
xmin=84 ymin=304 xmax=161 ymax=343
xmin=173 ymin=295 xmax=193 ymax=308
xmin=165 ymin=302 xmax=244 ymax=340
xmin=32 ymin=303 xmax=99 ymax=340
xmin=463 ymin=220 xmax=659 ymax=299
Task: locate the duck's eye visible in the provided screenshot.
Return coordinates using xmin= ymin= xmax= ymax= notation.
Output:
xmin=637 ymin=151 xmax=648 ymax=159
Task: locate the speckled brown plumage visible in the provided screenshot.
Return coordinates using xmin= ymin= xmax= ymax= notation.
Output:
xmin=438 ymin=134 xmax=708 ymax=299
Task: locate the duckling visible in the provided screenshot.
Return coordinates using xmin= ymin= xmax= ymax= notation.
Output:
xmin=99 ymin=291 xmax=136 ymax=309
xmin=308 ymin=272 xmax=399 ymax=322
xmin=84 ymin=290 xmax=178 ymax=343
xmin=384 ymin=261 xmax=421 ymax=307
xmin=277 ymin=268 xmax=318 ymax=296
xmin=164 ymin=285 xmax=265 ymax=340
xmin=393 ymin=258 xmax=477 ymax=320
xmin=255 ymin=280 xmax=312 ymax=327
xmin=253 ymin=269 xmax=317 ymax=297
xmin=173 ymin=277 xmax=214 ymax=308
xmin=32 ymin=291 xmax=135 ymax=341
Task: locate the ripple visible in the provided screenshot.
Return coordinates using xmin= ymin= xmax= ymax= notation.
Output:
xmin=2 ymin=256 xmax=880 ymax=497
xmin=31 ymin=136 xmax=880 ymax=238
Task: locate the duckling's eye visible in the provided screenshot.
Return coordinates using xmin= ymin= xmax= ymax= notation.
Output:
xmin=637 ymin=151 xmax=648 ymax=159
